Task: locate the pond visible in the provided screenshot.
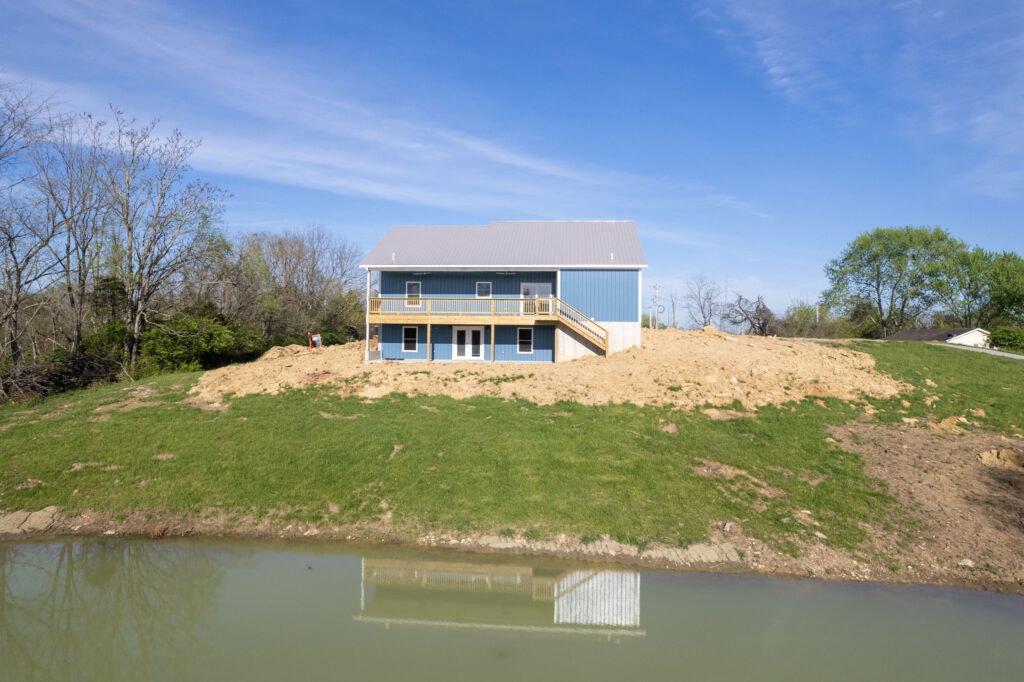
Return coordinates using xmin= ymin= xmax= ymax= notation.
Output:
xmin=0 ymin=539 xmax=1021 ymax=681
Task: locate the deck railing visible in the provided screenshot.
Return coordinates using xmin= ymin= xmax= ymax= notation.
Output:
xmin=367 ymin=297 xmax=608 ymax=350
xmin=368 ymin=297 xmax=559 ymax=319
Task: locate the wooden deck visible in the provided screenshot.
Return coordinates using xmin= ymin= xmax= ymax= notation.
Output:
xmin=367 ymin=297 xmax=608 ymax=351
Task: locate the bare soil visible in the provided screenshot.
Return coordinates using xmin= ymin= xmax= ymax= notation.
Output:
xmin=190 ymin=328 xmax=906 ymax=409
xmin=827 ymin=421 xmax=1024 ymax=590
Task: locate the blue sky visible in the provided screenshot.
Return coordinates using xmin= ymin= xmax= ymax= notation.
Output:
xmin=3 ymin=0 xmax=1023 ymax=313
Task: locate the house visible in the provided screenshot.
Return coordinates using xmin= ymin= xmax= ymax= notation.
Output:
xmin=884 ymin=327 xmax=991 ymax=348
xmin=356 ymin=557 xmax=643 ymax=636
xmin=359 ymin=220 xmax=646 ymax=362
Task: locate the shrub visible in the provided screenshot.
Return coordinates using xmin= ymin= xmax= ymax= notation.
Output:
xmin=990 ymin=327 xmax=1024 ymax=352
xmin=139 ymin=314 xmax=265 ymax=373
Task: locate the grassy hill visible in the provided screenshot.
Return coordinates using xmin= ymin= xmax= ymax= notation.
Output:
xmin=1 ymin=340 xmax=1022 ymax=585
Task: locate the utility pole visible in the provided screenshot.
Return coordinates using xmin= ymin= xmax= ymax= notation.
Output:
xmin=653 ymin=284 xmax=660 ymax=330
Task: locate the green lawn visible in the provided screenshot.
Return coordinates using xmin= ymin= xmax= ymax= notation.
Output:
xmin=1 ymin=340 xmax=1020 ymax=556
xmin=854 ymin=340 xmax=1024 ymax=435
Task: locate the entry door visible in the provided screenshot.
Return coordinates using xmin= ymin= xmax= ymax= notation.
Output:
xmin=454 ymin=327 xmax=484 ymax=360
xmin=521 ymin=283 xmax=553 ymax=315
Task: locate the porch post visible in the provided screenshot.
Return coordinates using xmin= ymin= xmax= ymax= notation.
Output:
xmin=364 ymin=268 xmax=371 ymax=362
xmin=490 ymin=324 xmax=495 ymax=362
xmin=426 ymin=323 xmax=432 ymax=362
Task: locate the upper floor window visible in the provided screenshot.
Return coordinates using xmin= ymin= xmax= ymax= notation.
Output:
xmin=406 ymin=281 xmax=421 ymax=307
xmin=475 ymin=281 xmax=492 ymax=298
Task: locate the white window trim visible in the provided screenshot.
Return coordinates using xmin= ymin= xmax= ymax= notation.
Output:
xmin=406 ymin=281 xmax=422 ymax=308
xmin=402 ymin=326 xmax=418 ymax=353
xmin=517 ymin=327 xmax=533 ymax=354
xmin=475 ymin=281 xmax=492 ymax=299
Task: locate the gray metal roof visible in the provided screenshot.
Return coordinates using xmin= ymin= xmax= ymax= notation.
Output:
xmin=360 ymin=220 xmax=647 ymax=269
xmin=884 ymin=328 xmax=981 ymax=342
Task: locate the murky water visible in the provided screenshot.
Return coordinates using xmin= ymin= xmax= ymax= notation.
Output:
xmin=0 ymin=540 xmax=1021 ymax=681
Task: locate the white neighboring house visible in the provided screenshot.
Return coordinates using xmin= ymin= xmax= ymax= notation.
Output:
xmin=884 ymin=327 xmax=990 ymax=348
xmin=946 ymin=328 xmax=991 ymax=348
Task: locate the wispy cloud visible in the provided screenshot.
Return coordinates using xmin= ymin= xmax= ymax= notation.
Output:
xmin=702 ymin=1 xmax=1024 ymax=198
xmin=2 ymin=0 xmax=765 ymax=219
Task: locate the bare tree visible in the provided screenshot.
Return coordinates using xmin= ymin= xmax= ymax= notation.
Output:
xmin=724 ymin=293 xmax=777 ymax=336
xmin=0 ymin=83 xmax=51 ymax=189
xmin=221 ymin=225 xmax=363 ymax=341
xmin=685 ymin=277 xmax=723 ymax=328
xmin=0 ymin=199 xmax=60 ymax=387
xmin=96 ymin=110 xmax=226 ymax=366
xmin=0 ymin=84 xmax=59 ymax=397
xmin=668 ymin=288 xmax=679 ymax=328
xmin=32 ymin=113 xmax=109 ymax=353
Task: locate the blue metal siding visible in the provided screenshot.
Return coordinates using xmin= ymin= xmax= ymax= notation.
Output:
xmin=381 ymin=324 xmax=428 ymax=360
xmin=381 ymin=323 xmax=552 ymax=362
xmin=430 ymin=325 xmax=453 ymax=360
xmin=494 ymin=325 xmax=554 ymax=362
xmin=380 ymin=271 xmax=556 ymax=298
xmin=559 ymin=269 xmax=639 ymax=322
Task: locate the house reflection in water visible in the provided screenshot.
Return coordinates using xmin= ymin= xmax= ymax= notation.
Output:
xmin=355 ymin=557 xmax=644 ymax=639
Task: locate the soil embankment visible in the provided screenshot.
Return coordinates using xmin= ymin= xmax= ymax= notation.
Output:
xmin=190 ymin=328 xmax=906 ymax=408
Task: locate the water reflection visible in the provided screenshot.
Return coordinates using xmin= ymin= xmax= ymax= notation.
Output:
xmin=356 ymin=557 xmax=644 ymax=638
xmin=0 ymin=541 xmax=228 ymax=681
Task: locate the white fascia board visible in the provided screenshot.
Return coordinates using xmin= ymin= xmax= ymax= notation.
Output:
xmin=946 ymin=328 xmax=989 ymax=342
xmin=362 ymin=264 xmax=648 ymax=271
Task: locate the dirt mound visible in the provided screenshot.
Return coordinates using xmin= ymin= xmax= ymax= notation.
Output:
xmin=977 ymin=449 xmax=1024 ymax=471
xmin=190 ymin=328 xmax=907 ymax=409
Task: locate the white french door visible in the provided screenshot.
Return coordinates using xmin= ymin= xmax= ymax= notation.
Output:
xmin=453 ymin=326 xmax=484 ymax=360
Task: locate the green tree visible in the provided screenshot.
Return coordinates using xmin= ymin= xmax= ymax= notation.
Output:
xmin=823 ymin=226 xmax=963 ymax=337
xmin=989 ymin=251 xmax=1024 ymax=325
xmin=930 ymin=246 xmax=995 ymax=328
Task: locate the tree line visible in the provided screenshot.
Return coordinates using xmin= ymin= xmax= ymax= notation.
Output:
xmin=1 ymin=83 xmax=364 ymax=400
xmin=654 ymin=226 xmax=1024 ymax=343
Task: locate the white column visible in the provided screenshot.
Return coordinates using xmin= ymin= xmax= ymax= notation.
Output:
xmin=364 ymin=268 xmax=371 ymax=362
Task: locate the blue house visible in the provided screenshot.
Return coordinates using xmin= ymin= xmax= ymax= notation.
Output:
xmin=359 ymin=220 xmax=646 ymax=363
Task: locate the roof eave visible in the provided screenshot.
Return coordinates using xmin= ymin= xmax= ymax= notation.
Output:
xmin=360 ymin=263 xmax=648 ymax=270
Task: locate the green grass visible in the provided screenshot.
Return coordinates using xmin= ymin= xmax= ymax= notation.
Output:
xmin=0 ymin=373 xmax=890 ymax=555
xmin=853 ymin=340 xmax=1024 ymax=435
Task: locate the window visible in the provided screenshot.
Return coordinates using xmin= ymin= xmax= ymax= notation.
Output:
xmin=402 ymin=326 xmax=418 ymax=352
xmin=406 ymin=281 xmax=421 ymax=307
xmin=475 ymin=281 xmax=492 ymax=298
xmin=517 ymin=328 xmax=533 ymax=354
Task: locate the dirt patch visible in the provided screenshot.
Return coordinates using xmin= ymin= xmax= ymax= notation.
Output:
xmin=94 ymin=385 xmax=161 ymax=414
xmin=152 ymin=453 xmax=175 ymax=461
xmin=977 ymin=449 xmax=1024 ymax=471
xmin=14 ymin=478 xmax=46 ymax=490
xmin=65 ymin=462 xmax=104 ymax=473
xmin=693 ymin=458 xmax=785 ymax=499
xmin=703 ymin=408 xmax=756 ymax=420
xmin=830 ymin=421 xmax=1024 ymax=586
xmin=189 ymin=328 xmax=907 ymax=409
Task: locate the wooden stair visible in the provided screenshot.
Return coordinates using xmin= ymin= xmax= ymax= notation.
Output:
xmin=555 ymin=299 xmax=609 ymax=352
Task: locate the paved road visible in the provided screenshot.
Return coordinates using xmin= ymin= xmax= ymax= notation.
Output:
xmin=933 ymin=343 xmax=1024 ymax=360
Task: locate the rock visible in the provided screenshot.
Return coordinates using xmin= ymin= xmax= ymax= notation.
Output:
xmin=0 ymin=511 xmax=31 ymax=534
xmin=678 ymin=542 xmax=741 ymax=563
xmin=957 ymin=559 xmax=975 ymax=568
xmin=19 ymin=506 xmax=58 ymax=533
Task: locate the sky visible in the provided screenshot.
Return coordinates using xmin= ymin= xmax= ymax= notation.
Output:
xmin=2 ymin=0 xmax=1023 ymax=316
